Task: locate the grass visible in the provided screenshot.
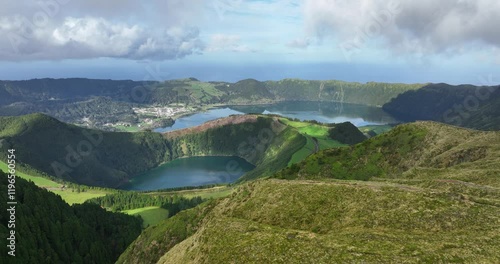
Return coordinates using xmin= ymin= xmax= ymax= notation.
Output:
xmin=157 ymin=179 xmax=500 ymax=263
xmin=288 ymin=136 xmax=316 ymax=165
xmin=316 ymin=138 xmax=345 ymax=150
xmin=120 ymin=122 xmax=500 ymax=263
xmin=296 ymin=125 xmax=329 ymax=138
xmin=52 ymin=189 xmax=109 ymax=205
xmin=280 ymin=118 xmax=329 ymax=138
xmin=0 ymin=160 xmax=60 ymax=188
xmin=280 ymin=118 xmax=346 ymax=165
xmin=359 ymin=125 xmax=393 ymax=136
xmin=148 ymin=186 xmax=235 ymax=200
xmin=279 ymin=119 xmax=310 ymax=128
xmin=123 ymin=206 xmax=170 ymax=228
xmin=0 ymin=160 xmax=111 ymax=204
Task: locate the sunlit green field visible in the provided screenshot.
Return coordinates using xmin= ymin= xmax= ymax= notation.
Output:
xmin=0 ymin=160 xmax=111 ymax=204
xmin=289 ymin=136 xmax=316 ymax=165
xmin=52 ymin=189 xmax=110 ymax=205
xmin=0 ymin=160 xmax=60 ymax=188
xmin=281 ymin=118 xmax=345 ymax=165
xmin=296 ymin=125 xmax=329 ymax=138
xmin=148 ymin=186 xmax=235 ymax=200
xmin=123 ymin=206 xmax=170 ymax=228
xmin=316 ymin=138 xmax=345 ymax=150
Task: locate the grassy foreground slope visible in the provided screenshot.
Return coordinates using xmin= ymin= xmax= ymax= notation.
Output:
xmin=158 ymin=179 xmax=499 ymax=263
xmin=119 ymin=122 xmax=500 ymax=263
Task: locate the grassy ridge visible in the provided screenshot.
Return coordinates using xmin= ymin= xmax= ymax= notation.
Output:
xmin=288 ymin=136 xmax=316 ymax=165
xmin=157 ymin=179 xmax=500 ymax=263
xmin=0 ymin=114 xmax=310 ymax=188
xmin=276 ymin=123 xmax=429 ymax=181
xmin=119 ymin=122 xmax=500 ymax=263
xmin=279 ymin=118 xmax=350 ymax=166
xmin=277 ymin=122 xmax=500 ymax=184
xmin=117 ymin=200 xmax=218 ymax=264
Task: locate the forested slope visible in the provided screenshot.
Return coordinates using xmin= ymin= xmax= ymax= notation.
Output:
xmin=0 ymin=77 xmax=424 ymax=108
xmin=383 ymin=83 xmax=500 ymax=130
xmin=0 ymin=172 xmax=142 ymax=264
xmin=0 ymin=114 xmax=307 ymax=187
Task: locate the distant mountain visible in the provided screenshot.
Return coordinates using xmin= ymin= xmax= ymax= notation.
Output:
xmin=4 ymin=79 xmax=499 ymax=132
xmin=0 ymin=113 xmax=171 ymax=187
xmin=0 ymin=78 xmax=425 ymax=106
xmin=0 ymin=172 xmax=142 ymax=263
xmin=0 ymin=78 xmax=427 ymax=132
xmin=119 ymin=122 xmax=500 ymax=263
xmin=383 ymin=83 xmax=500 ymax=130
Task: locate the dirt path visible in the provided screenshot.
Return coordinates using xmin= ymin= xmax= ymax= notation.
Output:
xmin=311 ymin=137 xmax=319 ymax=154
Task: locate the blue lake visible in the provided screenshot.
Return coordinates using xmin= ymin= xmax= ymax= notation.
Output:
xmin=139 ymin=101 xmax=398 ymax=191
xmin=155 ymin=101 xmax=397 ymax=133
xmin=123 ymin=156 xmax=255 ymax=191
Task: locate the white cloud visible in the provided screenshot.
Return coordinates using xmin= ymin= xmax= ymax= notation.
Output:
xmin=206 ymin=34 xmax=256 ymax=53
xmin=286 ymin=38 xmax=310 ymax=49
xmin=303 ymin=0 xmax=500 ymax=55
xmin=0 ymin=16 xmax=204 ymax=60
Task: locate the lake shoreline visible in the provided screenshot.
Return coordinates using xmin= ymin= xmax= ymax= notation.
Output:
xmin=154 ymin=100 xmax=395 ymax=132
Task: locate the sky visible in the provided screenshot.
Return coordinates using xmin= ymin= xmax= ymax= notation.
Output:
xmin=0 ymin=0 xmax=499 ymax=85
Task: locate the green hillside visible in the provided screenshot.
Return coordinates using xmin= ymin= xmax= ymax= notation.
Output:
xmin=0 ymin=172 xmax=142 ymax=263
xmin=383 ymin=83 xmax=500 ymax=130
xmin=118 ymin=122 xmax=500 ymax=263
xmin=0 ymin=78 xmax=425 ymax=132
xmin=0 ymin=78 xmax=424 ymax=107
xmin=157 ymin=179 xmax=499 ymax=263
xmin=0 ymin=113 xmax=170 ymax=187
xmin=266 ymin=79 xmax=425 ymax=106
xmin=0 ymin=113 xmax=366 ymax=188
xmin=276 ymin=121 xmax=500 ymax=183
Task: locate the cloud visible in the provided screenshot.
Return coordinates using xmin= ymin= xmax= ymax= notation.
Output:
xmin=303 ymin=0 xmax=500 ymax=55
xmin=286 ymin=38 xmax=310 ymax=49
xmin=0 ymin=16 xmax=204 ymax=60
xmin=206 ymin=34 xmax=256 ymax=53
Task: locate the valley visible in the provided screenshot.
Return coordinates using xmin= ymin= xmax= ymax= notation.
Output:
xmin=0 ymin=78 xmax=499 ymax=263
xmin=119 ymin=122 xmax=500 ymax=263
xmin=3 ymin=1 xmax=500 ymax=263
xmin=0 ymin=78 xmax=416 ymax=132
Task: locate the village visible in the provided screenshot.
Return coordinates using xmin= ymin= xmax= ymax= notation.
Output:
xmin=106 ymin=105 xmax=193 ymax=131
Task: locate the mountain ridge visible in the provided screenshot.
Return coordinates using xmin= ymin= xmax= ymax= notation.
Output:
xmin=118 ymin=121 xmax=500 ymax=263
xmin=0 ymin=113 xmax=360 ymax=187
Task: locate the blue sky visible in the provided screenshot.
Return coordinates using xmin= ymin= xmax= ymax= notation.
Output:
xmin=0 ymin=0 xmax=499 ymax=85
